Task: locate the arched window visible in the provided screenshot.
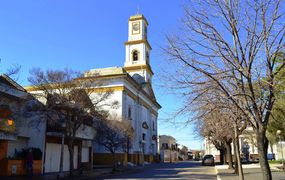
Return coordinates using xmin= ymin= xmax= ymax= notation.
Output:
xmin=132 ymin=50 xmax=139 ymax=61
xmin=128 ymin=105 xmax=132 ymax=120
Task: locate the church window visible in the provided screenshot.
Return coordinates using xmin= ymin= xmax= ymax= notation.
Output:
xmin=162 ymin=143 xmax=168 ymax=149
xmin=128 ymin=106 xmax=132 ymax=120
xmin=132 ymin=50 xmax=139 ymax=61
xmin=142 ymin=133 xmax=146 ymax=141
xmin=146 ymin=51 xmax=149 ymax=63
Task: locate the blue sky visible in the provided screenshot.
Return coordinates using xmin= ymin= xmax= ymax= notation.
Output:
xmin=0 ymin=0 xmax=203 ymax=150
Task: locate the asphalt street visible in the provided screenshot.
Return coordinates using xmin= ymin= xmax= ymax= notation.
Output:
xmin=103 ymin=161 xmax=217 ymax=180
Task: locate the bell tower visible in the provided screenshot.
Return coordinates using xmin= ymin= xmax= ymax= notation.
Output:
xmin=124 ymin=14 xmax=153 ymax=83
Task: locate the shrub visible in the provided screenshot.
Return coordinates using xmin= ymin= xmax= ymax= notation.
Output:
xmin=11 ymin=147 xmax=42 ymax=160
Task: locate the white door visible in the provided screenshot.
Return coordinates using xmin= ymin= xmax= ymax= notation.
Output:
xmin=81 ymin=147 xmax=89 ymax=162
xmin=61 ymin=145 xmax=78 ymax=171
xmin=73 ymin=146 xmax=78 ymax=169
xmin=45 ymin=143 xmax=78 ymax=173
xmin=45 ymin=143 xmax=61 ymax=173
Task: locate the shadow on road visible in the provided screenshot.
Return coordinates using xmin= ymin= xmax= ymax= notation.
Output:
xmin=103 ymin=161 xmax=217 ymax=180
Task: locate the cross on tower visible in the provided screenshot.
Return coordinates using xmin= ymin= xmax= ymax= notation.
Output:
xmin=136 ymin=6 xmax=140 ymax=14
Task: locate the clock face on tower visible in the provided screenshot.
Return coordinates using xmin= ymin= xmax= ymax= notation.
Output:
xmin=132 ymin=22 xmax=140 ymax=34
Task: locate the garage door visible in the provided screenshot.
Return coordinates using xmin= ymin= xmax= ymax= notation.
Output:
xmin=81 ymin=147 xmax=89 ymax=162
xmin=45 ymin=143 xmax=78 ymax=173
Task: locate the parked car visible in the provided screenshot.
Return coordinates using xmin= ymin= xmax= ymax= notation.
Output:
xmin=267 ymin=153 xmax=275 ymax=161
xmin=202 ymin=154 xmax=215 ymax=166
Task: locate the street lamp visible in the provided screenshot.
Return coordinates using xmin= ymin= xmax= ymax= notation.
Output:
xmin=277 ymin=130 xmax=284 ymax=167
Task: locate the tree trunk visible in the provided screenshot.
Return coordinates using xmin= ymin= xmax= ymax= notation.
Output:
xmin=234 ymin=124 xmax=244 ymax=180
xmin=225 ymin=141 xmax=233 ymax=169
xmin=223 ymin=150 xmax=227 ymax=165
xmin=78 ymin=144 xmax=82 ymax=174
xmin=219 ymin=148 xmax=225 ymax=165
xmin=233 ymin=137 xmax=239 ymax=174
xmin=256 ymin=129 xmax=272 ymax=180
xmin=69 ymin=144 xmax=74 ymax=176
xmin=235 ymin=137 xmax=244 ymax=180
xmin=127 ymin=138 xmax=130 ymax=163
xmin=112 ymin=152 xmax=116 ymax=171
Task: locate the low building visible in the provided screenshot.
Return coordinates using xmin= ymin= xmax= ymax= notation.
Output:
xmin=0 ymin=74 xmax=46 ymax=176
xmin=159 ymin=135 xmax=178 ymax=162
xmin=43 ymin=96 xmax=95 ymax=173
xmin=2 ymin=74 xmax=95 ymax=174
xmin=25 ymin=89 xmax=96 ymax=173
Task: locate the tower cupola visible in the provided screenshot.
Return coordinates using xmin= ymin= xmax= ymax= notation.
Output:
xmin=124 ymin=14 xmax=153 ymax=83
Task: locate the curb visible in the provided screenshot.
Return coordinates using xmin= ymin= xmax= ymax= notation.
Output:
xmin=215 ymin=167 xmax=221 ymax=180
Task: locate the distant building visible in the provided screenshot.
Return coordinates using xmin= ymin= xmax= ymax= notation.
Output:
xmin=177 ymin=144 xmax=189 ymax=161
xmin=204 ymin=127 xmax=283 ymax=162
xmin=189 ymin=149 xmax=204 ymax=160
xmin=158 ymin=135 xmax=178 ymax=162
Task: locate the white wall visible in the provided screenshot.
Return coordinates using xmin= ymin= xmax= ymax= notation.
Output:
xmin=75 ymin=124 xmax=95 ymax=140
xmin=90 ymin=88 xmax=123 ymax=119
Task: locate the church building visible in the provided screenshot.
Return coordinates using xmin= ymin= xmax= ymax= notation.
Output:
xmin=87 ymin=14 xmax=161 ymax=165
xmin=26 ymin=14 xmax=160 ymax=170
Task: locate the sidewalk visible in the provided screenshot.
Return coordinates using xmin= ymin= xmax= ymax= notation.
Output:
xmin=216 ymin=164 xmax=285 ymax=180
xmin=2 ymin=165 xmax=146 ymax=180
xmin=1 ymin=168 xmax=113 ymax=180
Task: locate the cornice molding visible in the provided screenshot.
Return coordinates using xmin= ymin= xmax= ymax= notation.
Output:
xmin=125 ymin=39 xmax=152 ymax=50
xmin=123 ymin=64 xmax=154 ymax=76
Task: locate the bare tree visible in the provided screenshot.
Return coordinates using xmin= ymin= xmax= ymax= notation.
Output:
xmin=28 ymin=68 xmax=116 ymax=176
xmin=198 ymin=101 xmax=237 ymax=168
xmin=6 ymin=64 xmax=21 ymax=80
xmin=164 ymin=1 xmax=284 ymax=179
xmin=0 ymin=58 xmax=21 ymax=81
xmin=93 ymin=117 xmax=134 ymax=169
xmin=193 ymin=83 xmax=247 ymax=173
